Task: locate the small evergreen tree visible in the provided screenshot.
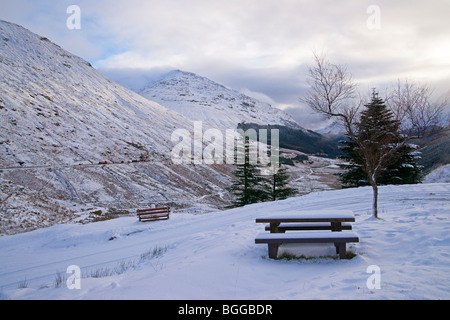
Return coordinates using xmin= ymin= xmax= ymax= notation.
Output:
xmin=338 ymin=138 xmax=367 ymax=187
xmin=227 ymin=134 xmax=268 ymax=207
xmin=264 ymin=165 xmax=297 ymax=201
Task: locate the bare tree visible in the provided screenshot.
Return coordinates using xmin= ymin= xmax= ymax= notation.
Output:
xmin=300 ymin=52 xmax=360 ymax=135
xmin=387 ymin=80 xmax=449 ymax=138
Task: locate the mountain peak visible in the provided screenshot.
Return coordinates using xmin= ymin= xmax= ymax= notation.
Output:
xmin=151 ymin=69 xmax=229 ymax=92
xmin=139 ymin=70 xmax=301 ymax=130
xmin=160 ymin=69 xmax=191 ymax=79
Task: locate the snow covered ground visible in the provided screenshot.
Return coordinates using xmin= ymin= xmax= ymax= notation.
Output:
xmin=0 ymin=183 xmax=449 ymax=300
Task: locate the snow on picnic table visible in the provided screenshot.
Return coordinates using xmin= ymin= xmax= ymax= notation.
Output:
xmin=256 ymin=210 xmax=355 ymax=221
xmin=0 ymin=183 xmax=449 ymax=300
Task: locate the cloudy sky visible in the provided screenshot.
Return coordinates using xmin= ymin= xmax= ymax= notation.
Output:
xmin=1 ymin=0 xmax=449 ymax=129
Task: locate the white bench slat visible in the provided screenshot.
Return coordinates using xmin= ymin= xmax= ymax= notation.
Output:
xmin=256 ymin=210 xmax=355 ymax=222
xmin=264 ymin=222 xmax=352 ymax=228
xmin=256 ymin=231 xmax=359 ymax=242
xmin=276 ymin=222 xmax=352 ymax=227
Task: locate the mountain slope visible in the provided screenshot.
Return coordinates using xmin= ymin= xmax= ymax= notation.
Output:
xmin=0 ymin=21 xmax=183 ymax=166
xmin=415 ymin=127 xmax=450 ymax=174
xmin=139 ymin=70 xmax=302 ymax=130
xmin=0 ymin=21 xmax=234 ymax=234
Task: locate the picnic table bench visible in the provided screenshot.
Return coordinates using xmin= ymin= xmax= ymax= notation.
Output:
xmin=255 ymin=210 xmax=359 ymax=259
xmin=137 ymin=206 xmax=170 ymax=222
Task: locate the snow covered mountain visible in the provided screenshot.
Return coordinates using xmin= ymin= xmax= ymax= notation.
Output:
xmin=139 ymin=70 xmax=302 ymax=130
xmin=0 ymin=21 xmax=234 ymax=234
xmin=315 ymin=120 xmax=346 ymax=137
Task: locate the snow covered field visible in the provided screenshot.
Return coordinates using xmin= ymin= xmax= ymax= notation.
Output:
xmin=1 ymin=183 xmax=449 ymax=300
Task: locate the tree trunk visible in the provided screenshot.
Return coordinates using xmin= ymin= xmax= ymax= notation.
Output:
xmin=272 ymin=174 xmax=276 ymax=201
xmin=367 ymin=170 xmax=379 ymax=218
xmin=371 ymin=179 xmax=379 ymax=219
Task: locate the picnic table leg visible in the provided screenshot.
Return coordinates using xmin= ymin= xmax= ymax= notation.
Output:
xmin=268 ymin=244 xmax=279 ymax=259
xmin=331 ymin=222 xmax=343 ymax=232
xmin=335 ymin=243 xmax=347 ymax=259
xmin=269 ymin=222 xmax=281 ymax=233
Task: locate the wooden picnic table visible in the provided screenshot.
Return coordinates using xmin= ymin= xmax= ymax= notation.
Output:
xmin=255 ymin=210 xmax=359 ymax=259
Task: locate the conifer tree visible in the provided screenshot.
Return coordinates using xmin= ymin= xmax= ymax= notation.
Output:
xmin=227 ymin=133 xmax=268 ymax=207
xmin=338 ymin=138 xmax=367 ymax=187
xmin=382 ymin=144 xmax=422 ymax=185
xmin=264 ymin=165 xmax=297 ymax=201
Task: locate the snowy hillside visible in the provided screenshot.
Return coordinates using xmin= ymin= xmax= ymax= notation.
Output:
xmin=424 ymin=164 xmax=450 ymax=183
xmin=0 ymin=183 xmax=448 ymax=300
xmin=315 ymin=120 xmax=346 ymax=137
xmin=139 ymin=70 xmax=302 ymax=130
xmin=0 ymin=21 xmax=235 ymax=234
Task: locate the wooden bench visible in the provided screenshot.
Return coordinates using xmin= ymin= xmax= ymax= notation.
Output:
xmin=264 ymin=222 xmax=352 ymax=233
xmin=255 ymin=231 xmax=359 ymax=259
xmin=137 ymin=207 xmax=170 ymax=222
